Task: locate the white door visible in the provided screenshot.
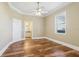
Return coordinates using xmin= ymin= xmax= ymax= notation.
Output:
xmin=12 ymin=18 xmax=22 ymax=42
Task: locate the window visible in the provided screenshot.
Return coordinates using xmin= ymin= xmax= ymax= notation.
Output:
xmin=55 ymin=11 xmax=66 ymax=34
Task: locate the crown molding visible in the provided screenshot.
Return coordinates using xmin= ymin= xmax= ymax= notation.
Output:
xmin=8 ymin=2 xmax=72 ymax=17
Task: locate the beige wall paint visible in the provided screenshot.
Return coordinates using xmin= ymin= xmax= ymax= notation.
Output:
xmin=11 ymin=13 xmax=45 ymax=38
xmin=44 ymin=3 xmax=79 ymax=46
xmin=10 ymin=12 xmax=45 ymax=38
xmin=9 ymin=3 xmax=45 ymax=38
xmin=23 ymin=16 xmax=44 ymax=37
xmin=1 ymin=2 xmax=79 ymax=51
xmin=0 ymin=2 xmax=45 ymax=51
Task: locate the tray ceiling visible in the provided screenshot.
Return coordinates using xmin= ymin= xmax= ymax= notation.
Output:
xmin=8 ymin=2 xmax=71 ymax=17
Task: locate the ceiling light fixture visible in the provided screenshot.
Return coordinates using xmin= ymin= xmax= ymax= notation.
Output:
xmin=34 ymin=2 xmax=47 ymax=16
xmin=35 ymin=2 xmax=42 ymax=16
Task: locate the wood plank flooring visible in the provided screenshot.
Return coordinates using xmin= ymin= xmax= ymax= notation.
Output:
xmin=2 ymin=38 xmax=79 ymax=57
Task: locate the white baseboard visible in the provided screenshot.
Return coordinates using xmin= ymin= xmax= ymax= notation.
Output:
xmin=0 ymin=42 xmax=12 ymax=56
xmin=1 ymin=37 xmax=79 ymax=56
xmin=32 ymin=37 xmax=46 ymax=39
xmin=45 ymin=37 xmax=79 ymax=51
xmin=0 ymin=37 xmax=43 ymax=56
xmin=32 ymin=37 xmax=79 ymax=51
xmin=0 ymin=38 xmax=26 ymax=56
xmin=29 ymin=37 xmax=79 ymax=51
xmin=12 ymin=38 xmax=26 ymax=43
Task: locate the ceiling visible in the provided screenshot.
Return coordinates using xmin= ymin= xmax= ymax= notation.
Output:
xmin=8 ymin=2 xmax=71 ymax=17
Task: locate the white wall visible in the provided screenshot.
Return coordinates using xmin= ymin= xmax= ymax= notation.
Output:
xmin=0 ymin=3 xmax=12 ymax=51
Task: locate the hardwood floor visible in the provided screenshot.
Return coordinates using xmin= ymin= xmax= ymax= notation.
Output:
xmin=2 ymin=38 xmax=79 ymax=57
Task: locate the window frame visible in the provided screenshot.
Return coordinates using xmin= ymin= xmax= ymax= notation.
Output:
xmin=55 ymin=11 xmax=66 ymax=35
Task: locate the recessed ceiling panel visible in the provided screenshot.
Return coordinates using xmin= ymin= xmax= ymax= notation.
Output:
xmin=8 ymin=2 xmax=70 ymax=17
